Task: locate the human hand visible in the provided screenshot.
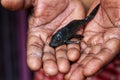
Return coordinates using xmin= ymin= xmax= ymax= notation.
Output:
xmin=27 ymin=0 xmax=85 ymax=77
xmin=1 ymin=0 xmax=32 ymax=10
xmin=2 ymin=0 xmax=120 ymax=80
xmin=1 ymin=0 xmax=85 ymax=79
xmin=65 ymin=0 xmax=120 ymax=80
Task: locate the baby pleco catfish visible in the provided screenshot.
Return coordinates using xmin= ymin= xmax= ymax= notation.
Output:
xmin=49 ymin=3 xmax=100 ymax=48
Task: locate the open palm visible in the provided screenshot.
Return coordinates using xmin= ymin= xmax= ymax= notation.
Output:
xmin=65 ymin=0 xmax=120 ymax=80
xmin=1 ymin=0 xmax=119 ymax=79
xmin=27 ymin=0 xmax=86 ymax=77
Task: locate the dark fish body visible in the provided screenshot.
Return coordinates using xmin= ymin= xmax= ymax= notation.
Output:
xmin=49 ymin=3 xmax=100 ymax=48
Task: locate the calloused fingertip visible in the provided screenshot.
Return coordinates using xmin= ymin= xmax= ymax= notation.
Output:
xmin=67 ymin=48 xmax=80 ymax=62
xmin=43 ymin=60 xmax=58 ymax=76
xmin=57 ymin=58 xmax=70 ymax=73
xmin=55 ymin=45 xmax=70 ymax=73
xmin=27 ymin=55 xmax=42 ymax=71
xmin=67 ymin=40 xmax=81 ymax=61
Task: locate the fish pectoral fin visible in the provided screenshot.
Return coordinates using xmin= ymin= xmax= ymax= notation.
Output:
xmin=65 ymin=40 xmax=81 ymax=44
xmin=73 ymin=35 xmax=84 ymax=40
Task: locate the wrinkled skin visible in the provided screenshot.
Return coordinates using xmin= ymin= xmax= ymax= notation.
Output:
xmin=1 ymin=0 xmax=32 ymax=10
xmin=27 ymin=0 xmax=85 ymax=78
xmin=65 ymin=0 xmax=120 ymax=79
xmin=1 ymin=0 xmax=120 ymax=80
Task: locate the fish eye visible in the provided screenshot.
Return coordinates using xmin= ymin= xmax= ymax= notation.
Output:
xmin=52 ymin=33 xmax=63 ymax=43
xmin=56 ymin=33 xmax=62 ymax=40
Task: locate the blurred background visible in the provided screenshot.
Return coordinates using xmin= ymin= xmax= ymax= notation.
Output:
xmin=0 ymin=5 xmax=33 ymax=80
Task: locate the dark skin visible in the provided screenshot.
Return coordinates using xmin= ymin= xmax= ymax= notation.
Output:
xmin=1 ymin=0 xmax=120 ymax=80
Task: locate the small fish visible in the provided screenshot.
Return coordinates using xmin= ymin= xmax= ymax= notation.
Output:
xmin=49 ymin=3 xmax=100 ymax=48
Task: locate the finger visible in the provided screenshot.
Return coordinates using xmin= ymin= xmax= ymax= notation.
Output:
xmin=1 ymin=0 xmax=32 ymax=10
xmin=78 ymin=44 xmax=102 ymax=63
xmin=42 ymin=45 xmax=58 ymax=76
xmin=83 ymin=38 xmax=120 ymax=76
xmin=67 ymin=39 xmax=81 ymax=62
xmin=27 ymin=34 xmax=44 ymax=71
xmin=64 ymin=63 xmax=79 ymax=80
xmin=68 ymin=38 xmax=120 ymax=80
xmin=69 ymin=67 xmax=85 ymax=80
xmin=34 ymin=69 xmax=64 ymax=80
xmin=56 ymin=45 xmax=70 ymax=73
